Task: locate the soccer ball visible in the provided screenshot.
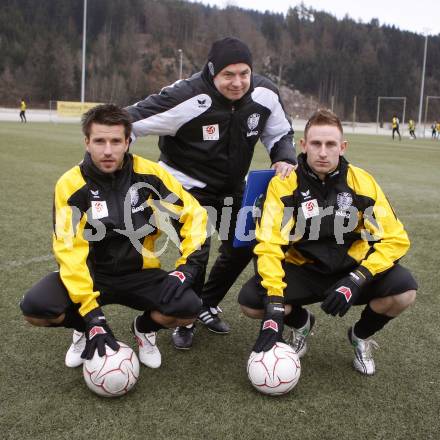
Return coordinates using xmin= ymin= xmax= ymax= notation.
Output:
xmin=83 ymin=342 xmax=140 ymax=397
xmin=247 ymin=342 xmax=301 ymax=396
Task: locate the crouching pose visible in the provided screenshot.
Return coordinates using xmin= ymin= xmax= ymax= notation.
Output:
xmin=20 ymin=104 xmax=208 ymax=369
xmin=239 ymin=109 xmax=417 ymax=375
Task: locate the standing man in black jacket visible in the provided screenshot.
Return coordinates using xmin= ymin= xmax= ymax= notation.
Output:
xmin=126 ymin=37 xmax=297 ymax=349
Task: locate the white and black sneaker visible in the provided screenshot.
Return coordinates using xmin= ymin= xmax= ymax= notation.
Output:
xmin=65 ymin=330 xmax=86 ymax=368
xmin=198 ymin=306 xmax=230 ymax=334
xmin=348 ymin=327 xmax=379 ymax=376
xmin=288 ymin=311 xmax=315 ymax=358
xmin=131 ymin=317 xmax=161 ymax=368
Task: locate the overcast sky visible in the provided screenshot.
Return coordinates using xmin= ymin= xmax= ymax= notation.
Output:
xmin=190 ymin=0 xmax=439 ymax=35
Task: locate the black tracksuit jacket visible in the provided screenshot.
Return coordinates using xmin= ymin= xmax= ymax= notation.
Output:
xmin=126 ymin=66 xmax=296 ymax=195
xmin=53 ymin=152 xmax=208 ymax=316
xmin=254 ymin=154 xmax=410 ymax=299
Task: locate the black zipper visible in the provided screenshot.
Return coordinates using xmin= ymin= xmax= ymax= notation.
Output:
xmin=111 ymin=174 xmax=124 ymax=273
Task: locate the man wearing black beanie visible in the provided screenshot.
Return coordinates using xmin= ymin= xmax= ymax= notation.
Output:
xmin=125 ymin=36 xmax=297 ymax=349
xmin=206 ymin=37 xmax=253 ymax=81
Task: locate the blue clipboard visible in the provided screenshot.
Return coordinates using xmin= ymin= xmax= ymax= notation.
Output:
xmin=233 ymin=169 xmax=275 ymax=248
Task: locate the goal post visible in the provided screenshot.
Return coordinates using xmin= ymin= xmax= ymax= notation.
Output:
xmin=376 ymin=97 xmax=406 ymax=133
xmin=49 ymin=100 xmax=57 ymax=123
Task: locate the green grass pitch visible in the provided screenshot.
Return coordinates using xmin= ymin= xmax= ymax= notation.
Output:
xmin=0 ymin=121 xmax=439 ymax=439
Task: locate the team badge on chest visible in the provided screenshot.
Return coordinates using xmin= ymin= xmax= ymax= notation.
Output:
xmin=301 ymin=199 xmax=319 ymax=219
xmin=130 ymin=187 xmax=139 ymax=206
xmin=247 ymin=113 xmax=260 ymax=130
xmin=202 ymin=124 xmax=219 ymax=140
xmin=336 ymin=192 xmax=353 ymax=210
xmin=246 ymin=113 xmax=260 ymax=137
xmin=91 ymin=200 xmax=109 ymax=219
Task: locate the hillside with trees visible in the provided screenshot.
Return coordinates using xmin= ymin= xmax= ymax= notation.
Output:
xmin=1 ymin=0 xmax=439 ymax=120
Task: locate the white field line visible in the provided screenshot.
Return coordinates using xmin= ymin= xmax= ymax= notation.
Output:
xmin=1 ymin=254 xmax=53 ymax=270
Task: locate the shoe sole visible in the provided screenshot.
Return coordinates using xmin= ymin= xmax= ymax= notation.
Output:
xmin=352 ymin=363 xmax=375 ymax=376
xmin=139 ymin=359 xmax=161 ymax=368
xmin=65 ymin=360 xmax=84 ymax=368
xmin=198 ymin=318 xmax=230 ymax=334
xmin=207 ymin=327 xmax=230 ymax=334
xmin=173 ymin=345 xmax=192 ymax=350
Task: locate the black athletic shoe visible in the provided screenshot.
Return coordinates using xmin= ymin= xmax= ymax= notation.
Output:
xmin=198 ymin=306 xmax=230 ymax=334
xmin=172 ymin=325 xmax=195 ymax=350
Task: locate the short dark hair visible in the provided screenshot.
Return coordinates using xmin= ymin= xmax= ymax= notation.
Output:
xmin=304 ymin=109 xmax=343 ymax=139
xmin=81 ymin=104 xmax=132 ymax=139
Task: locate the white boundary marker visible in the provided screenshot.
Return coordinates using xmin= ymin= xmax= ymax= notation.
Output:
xmin=1 ymin=254 xmax=53 ymax=270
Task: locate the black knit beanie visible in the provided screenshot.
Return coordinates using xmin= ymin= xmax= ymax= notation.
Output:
xmin=206 ymin=37 xmax=253 ymax=78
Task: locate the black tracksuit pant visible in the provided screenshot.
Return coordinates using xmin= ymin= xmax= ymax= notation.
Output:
xmin=187 ymin=186 xmax=254 ymax=308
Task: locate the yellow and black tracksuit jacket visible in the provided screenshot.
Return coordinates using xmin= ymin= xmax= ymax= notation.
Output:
xmin=53 ymin=153 xmax=208 ymax=316
xmin=255 ymin=154 xmax=410 ymax=300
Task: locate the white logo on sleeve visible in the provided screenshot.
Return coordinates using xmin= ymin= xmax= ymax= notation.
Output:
xmin=301 ymin=199 xmax=319 ymax=219
xmin=202 ymin=124 xmax=219 ymax=140
xmin=91 ymin=201 xmax=108 ymax=219
xmin=197 ymin=98 xmax=208 ymax=108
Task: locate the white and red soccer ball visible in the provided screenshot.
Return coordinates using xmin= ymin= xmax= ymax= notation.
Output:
xmin=83 ymin=342 xmax=140 ymax=397
xmin=247 ymin=342 xmax=301 ymax=396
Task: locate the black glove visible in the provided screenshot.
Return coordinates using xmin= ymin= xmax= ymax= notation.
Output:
xmin=160 ymin=265 xmax=195 ymax=304
xmin=321 ymin=268 xmax=371 ymax=317
xmin=252 ymin=296 xmax=285 ymax=353
xmin=81 ymin=308 xmax=120 ymax=360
